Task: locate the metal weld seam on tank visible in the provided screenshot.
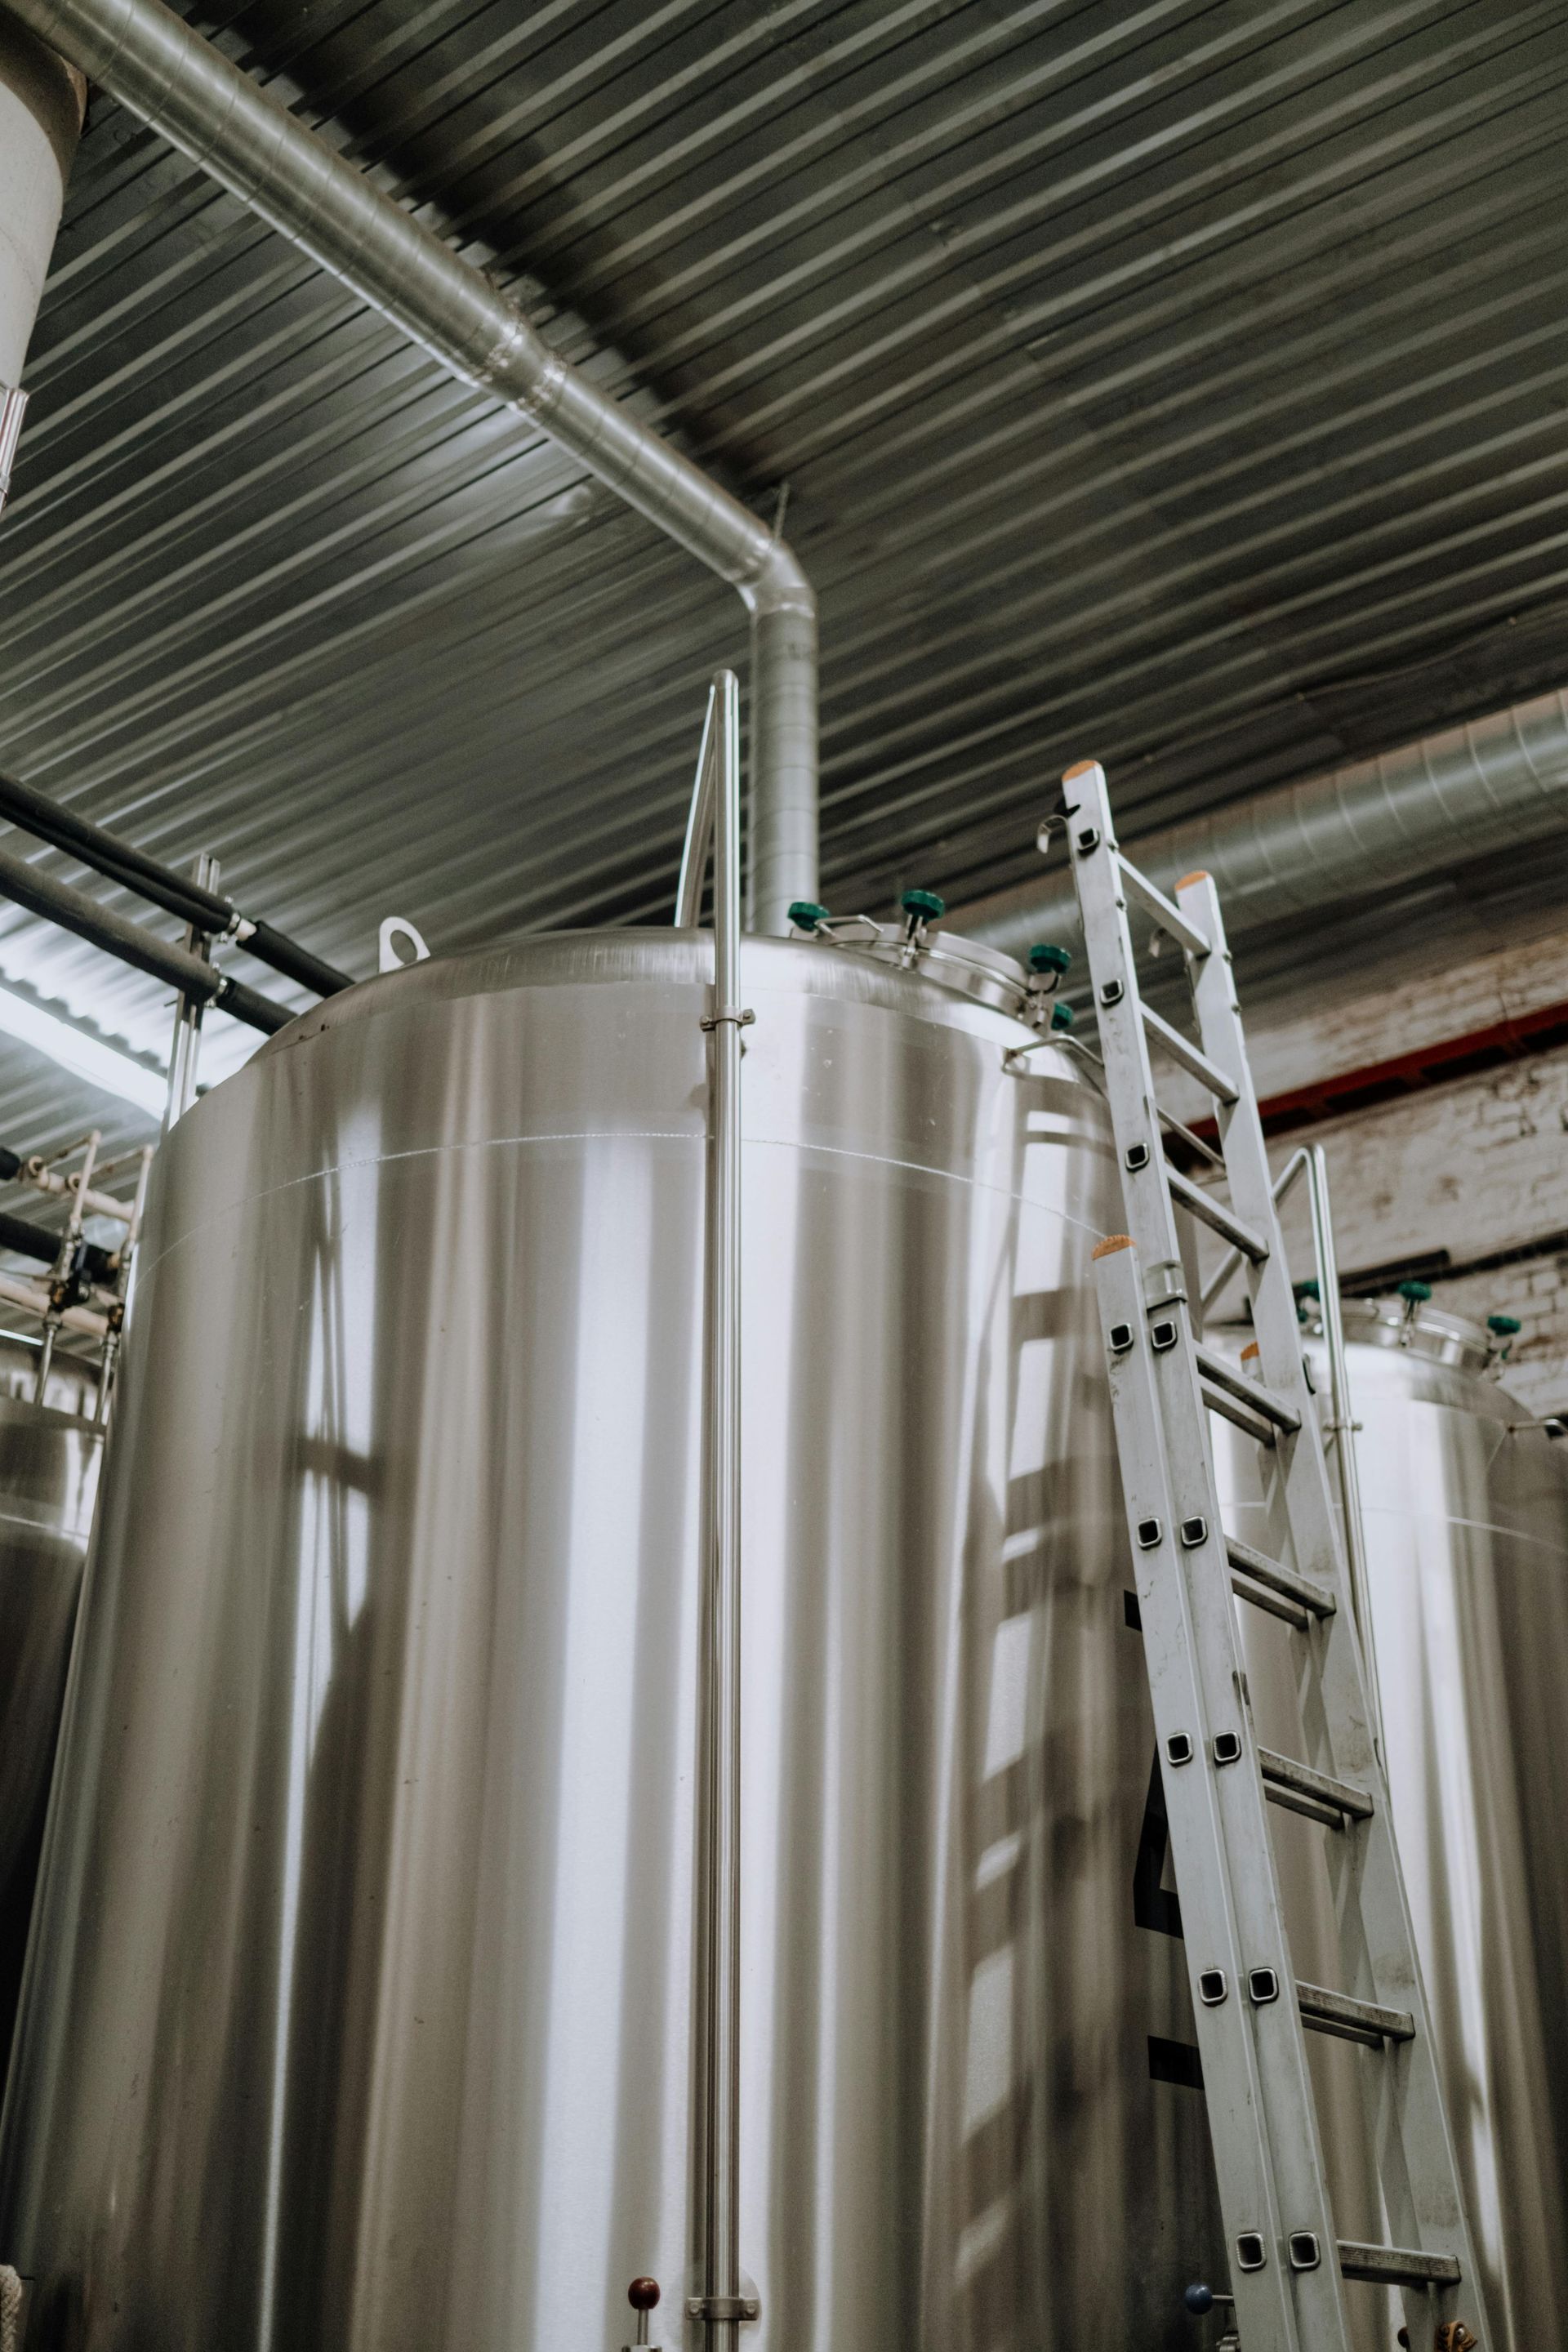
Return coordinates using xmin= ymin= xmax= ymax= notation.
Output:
xmin=0 ymin=840 xmax=292 ymax=1033
xmin=948 ymin=686 xmax=1568 ymax=961
xmin=1 ymin=0 xmax=820 ymax=937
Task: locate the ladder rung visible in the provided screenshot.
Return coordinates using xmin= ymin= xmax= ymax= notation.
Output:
xmin=1258 ymin=1745 xmax=1374 ymax=1825
xmin=1225 ymin=1532 xmax=1335 ymax=1619
xmin=1140 ymin=1001 xmax=1239 ymax=1103
xmin=1195 ymin=1343 xmax=1300 ymax=1432
xmin=1297 ymin=1980 xmax=1415 ymax=2046
xmin=1202 ymin=1379 xmax=1278 ymax=1448
xmin=1337 ymin=2242 xmax=1462 ymax=2289
xmin=1166 ymin=1166 xmax=1267 ymax=1261
xmin=1230 ymin=1571 xmax=1307 ymax=1629
xmin=1116 ymin=853 xmax=1212 ymax=959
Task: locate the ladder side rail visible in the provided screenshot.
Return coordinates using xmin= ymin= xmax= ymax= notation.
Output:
xmin=1178 ymin=870 xmax=1492 ymax=2350
xmin=1066 ymin=764 xmax=1353 ymax=2347
xmin=1094 ymin=1241 xmax=1304 ymax=2352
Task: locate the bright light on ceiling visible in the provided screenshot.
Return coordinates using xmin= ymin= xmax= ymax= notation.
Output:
xmin=0 ymin=982 xmax=166 ymax=1118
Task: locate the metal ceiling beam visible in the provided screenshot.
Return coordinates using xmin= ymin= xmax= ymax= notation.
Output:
xmin=3 ymin=0 xmax=817 ymax=933
xmin=951 ymin=687 xmax=1568 ymax=961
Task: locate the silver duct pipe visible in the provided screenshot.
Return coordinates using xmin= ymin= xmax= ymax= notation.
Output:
xmin=3 ymin=0 xmax=817 ymax=931
xmin=953 ymin=687 xmax=1568 ymax=960
xmin=0 ymin=8 xmax=84 ymax=511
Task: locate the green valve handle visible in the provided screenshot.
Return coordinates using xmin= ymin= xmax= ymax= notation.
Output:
xmin=1294 ymin=1278 xmax=1321 ymax=1300
xmin=1487 ymin=1313 xmax=1521 ymax=1336
xmin=1049 ymin=1000 xmax=1074 ymax=1031
xmin=1029 ymin=942 xmax=1072 ymax=976
xmin=788 ymin=901 xmax=831 ymax=933
xmin=900 ymin=889 xmax=946 ymax=923
xmin=1397 ymin=1280 xmax=1432 ymax=1304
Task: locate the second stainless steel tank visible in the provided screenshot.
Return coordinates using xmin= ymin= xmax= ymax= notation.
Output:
xmin=0 ymin=1338 xmax=100 ymax=2080
xmin=0 ymin=931 xmax=1223 ymax=2350
xmin=1216 ymin=1295 xmax=1568 ymax=2350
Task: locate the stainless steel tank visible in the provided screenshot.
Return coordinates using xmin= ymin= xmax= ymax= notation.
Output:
xmin=1214 ymin=1294 xmax=1568 ymax=2350
xmin=0 ymin=930 xmax=1223 ymax=2350
xmin=0 ymin=1337 xmax=100 ymax=2079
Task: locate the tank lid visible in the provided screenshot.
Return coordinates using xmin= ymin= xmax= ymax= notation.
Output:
xmin=787 ymin=913 xmax=1033 ymax=1017
xmin=1331 ymin=1293 xmax=1497 ymax=1375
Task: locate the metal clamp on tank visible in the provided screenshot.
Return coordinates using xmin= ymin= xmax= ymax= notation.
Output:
xmin=621 ymin=2277 xmax=662 ymax=2352
xmin=1396 ymin=1277 xmax=1432 ymax=1343
xmin=1183 ymin=2281 xmax=1239 ymax=2350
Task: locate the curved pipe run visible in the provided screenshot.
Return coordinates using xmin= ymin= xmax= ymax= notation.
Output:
xmin=954 ymin=687 xmax=1568 ymax=960
xmin=3 ymin=0 xmax=818 ymax=932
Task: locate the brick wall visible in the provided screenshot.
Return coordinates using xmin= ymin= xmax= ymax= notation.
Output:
xmin=1174 ymin=933 xmax=1568 ymax=1414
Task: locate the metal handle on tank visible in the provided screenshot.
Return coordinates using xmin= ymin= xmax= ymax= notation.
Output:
xmin=688 ymin=670 xmax=754 ymax=2348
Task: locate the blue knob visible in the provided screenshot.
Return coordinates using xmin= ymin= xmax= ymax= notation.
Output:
xmin=1184 ymin=2283 xmax=1216 ymax=2314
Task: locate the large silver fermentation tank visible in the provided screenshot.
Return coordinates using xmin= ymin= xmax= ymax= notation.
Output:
xmin=1216 ymin=1294 xmax=1568 ymax=2351
xmin=0 ymin=1338 xmax=100 ymax=2078
xmin=0 ymin=929 xmax=1225 ymax=2350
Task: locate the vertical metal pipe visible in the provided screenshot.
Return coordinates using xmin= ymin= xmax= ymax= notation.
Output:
xmin=747 ymin=590 xmax=818 ymax=937
xmin=164 ymin=851 xmax=217 ymax=1130
xmin=1305 ymin=1144 xmax=1382 ymax=1746
xmin=675 ymin=696 xmax=719 ymax=929
xmin=696 ymin=668 xmax=746 ymax=2351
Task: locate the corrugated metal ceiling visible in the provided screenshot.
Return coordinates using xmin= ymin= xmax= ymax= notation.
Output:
xmin=2 ymin=0 xmax=1568 ymax=1235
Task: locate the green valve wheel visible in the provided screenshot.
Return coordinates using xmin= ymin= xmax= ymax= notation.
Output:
xmin=1487 ymin=1313 xmax=1522 ymax=1336
xmin=1029 ymin=942 xmax=1072 ymax=976
xmin=1294 ymin=1279 xmax=1320 ymax=1301
xmin=900 ymin=888 xmax=946 ymax=923
xmin=1397 ymin=1280 xmax=1432 ymax=1304
xmin=788 ymin=901 xmax=831 ymax=933
xmin=1049 ymin=1000 xmax=1075 ymax=1031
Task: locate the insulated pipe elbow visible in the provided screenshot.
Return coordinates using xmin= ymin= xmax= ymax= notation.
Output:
xmin=3 ymin=0 xmax=821 ymax=924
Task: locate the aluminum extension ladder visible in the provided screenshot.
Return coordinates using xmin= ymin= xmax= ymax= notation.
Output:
xmin=1052 ymin=760 xmax=1487 ymax=2352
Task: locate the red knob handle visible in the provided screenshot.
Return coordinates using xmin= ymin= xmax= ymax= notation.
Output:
xmin=628 ymin=2278 xmax=661 ymax=2313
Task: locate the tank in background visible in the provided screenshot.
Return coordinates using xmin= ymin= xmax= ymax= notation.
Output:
xmin=1214 ymin=1294 xmax=1568 ymax=2351
xmin=0 ymin=1335 xmax=100 ymax=2078
xmin=0 ymin=928 xmax=1224 ymax=2351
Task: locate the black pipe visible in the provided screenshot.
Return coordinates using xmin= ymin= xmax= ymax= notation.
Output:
xmin=0 ymin=844 xmax=293 ymax=1036
xmin=0 ymin=769 xmax=354 ymax=999
xmin=0 ymin=1207 xmax=115 ymax=1285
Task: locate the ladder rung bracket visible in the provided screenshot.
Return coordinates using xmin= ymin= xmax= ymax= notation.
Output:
xmin=1298 ymin=1980 xmax=1415 ymax=2046
xmin=1116 ymin=853 xmax=1212 ymax=959
xmin=1196 ymin=1343 xmax=1300 ymax=1432
xmin=1337 ymin=2242 xmax=1462 ymax=2288
xmin=1225 ymin=1532 xmax=1335 ymax=1619
xmin=1202 ymin=1378 xmax=1278 ymax=1448
xmin=1140 ymin=1000 xmax=1239 ymax=1102
xmin=1166 ymin=1165 xmax=1267 ymax=1261
xmin=1258 ymin=1745 xmax=1374 ymax=1824
xmin=1230 ymin=1572 xmax=1308 ymax=1630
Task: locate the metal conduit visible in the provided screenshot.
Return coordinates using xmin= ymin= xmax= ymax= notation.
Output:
xmin=3 ymin=0 xmax=818 ymax=935
xmin=953 ymin=687 xmax=1568 ymax=961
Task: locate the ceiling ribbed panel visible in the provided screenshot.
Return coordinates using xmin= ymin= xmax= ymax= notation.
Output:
xmin=0 ymin=0 xmax=1565 ymax=1167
